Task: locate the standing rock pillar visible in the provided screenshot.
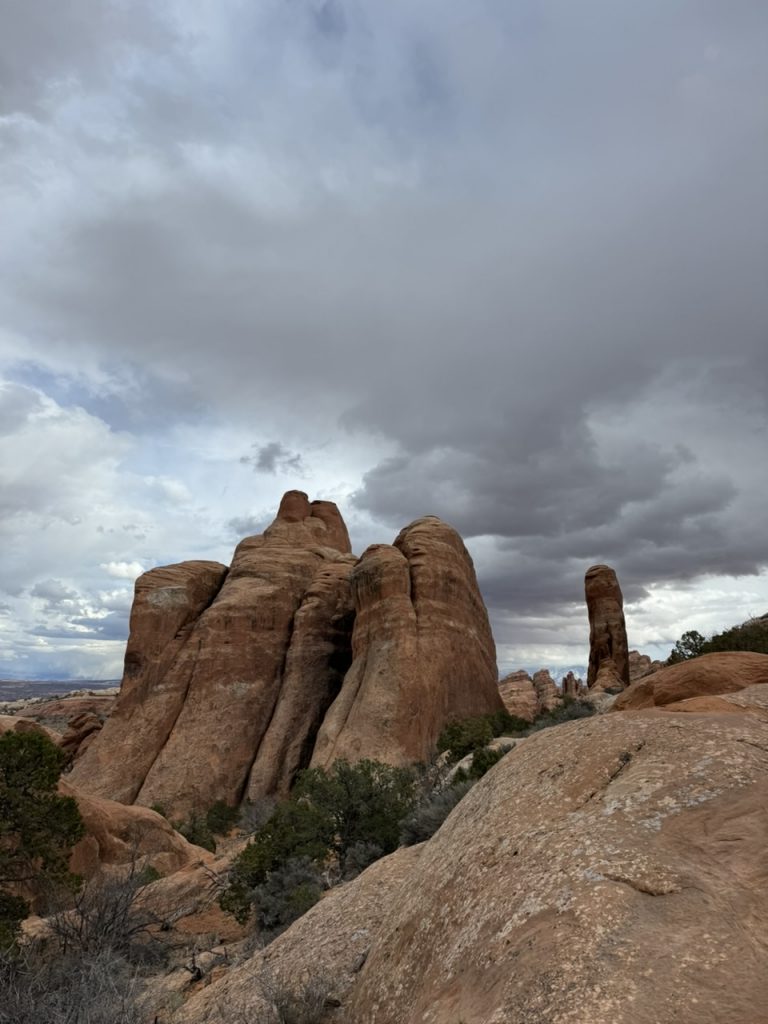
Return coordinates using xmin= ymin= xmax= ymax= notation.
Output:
xmin=585 ymin=564 xmax=630 ymax=692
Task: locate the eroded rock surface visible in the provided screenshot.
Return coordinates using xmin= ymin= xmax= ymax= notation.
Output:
xmin=311 ymin=516 xmax=502 ymax=768
xmin=169 ymin=846 xmax=423 ymax=1023
xmin=628 ymin=649 xmax=664 ymax=681
xmin=72 ymin=494 xmax=353 ymax=817
xmin=344 ymin=699 xmax=768 ymax=1024
xmin=585 ymin=563 xmax=630 ymax=691
xmin=612 ymin=651 xmax=768 ymax=711
xmin=61 ymin=780 xmax=209 ymax=880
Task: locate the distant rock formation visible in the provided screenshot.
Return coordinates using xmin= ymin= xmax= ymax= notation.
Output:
xmin=628 ymin=649 xmax=664 ymax=681
xmin=310 ymin=516 xmax=502 ymax=769
xmin=532 ymin=668 xmax=561 ymax=712
xmin=498 ymin=671 xmax=539 ymax=721
xmin=585 ymin=564 xmax=630 ymax=692
xmin=71 ymin=494 xmax=501 ymax=817
xmin=561 ymin=670 xmax=586 ymax=698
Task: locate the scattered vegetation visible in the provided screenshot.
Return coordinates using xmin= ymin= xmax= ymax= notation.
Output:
xmin=668 ymin=615 xmax=768 ymax=663
xmin=257 ymin=963 xmax=333 ymax=1024
xmin=174 ymin=813 xmax=217 ymax=853
xmin=205 ymin=799 xmax=241 ymax=836
xmin=399 ymin=780 xmax=475 ymax=846
xmin=453 ymin=744 xmax=511 ymax=783
xmin=0 ymin=731 xmax=84 ymax=946
xmin=220 ymin=759 xmax=418 ymax=928
xmin=436 ymin=711 xmax=529 ymax=763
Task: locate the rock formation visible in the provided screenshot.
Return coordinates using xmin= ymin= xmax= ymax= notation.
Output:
xmin=585 ymin=563 xmax=630 ymax=691
xmin=612 ymin=651 xmax=768 ymax=711
xmin=71 ymin=496 xmax=501 ymax=817
xmin=60 ymin=780 xmax=208 ymax=879
xmin=498 ymin=671 xmax=538 ymax=721
xmin=561 ymin=669 xmax=585 ymax=697
xmin=311 ymin=516 xmax=503 ymax=768
xmin=628 ymin=649 xmax=664 ymax=681
xmin=532 ymin=668 xmax=561 ymax=711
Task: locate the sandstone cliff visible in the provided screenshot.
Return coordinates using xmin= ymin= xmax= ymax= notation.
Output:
xmin=310 ymin=516 xmax=502 ymax=768
xmin=71 ymin=496 xmax=501 ymax=817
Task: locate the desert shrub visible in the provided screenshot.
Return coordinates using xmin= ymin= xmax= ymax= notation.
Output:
xmin=0 ymin=947 xmax=143 ymax=1024
xmin=437 ymin=711 xmax=528 ymax=763
xmin=251 ymin=857 xmax=324 ymax=935
xmin=453 ymin=743 xmax=512 ymax=783
xmin=175 ymin=813 xmax=216 ymax=853
xmin=0 ymin=731 xmax=84 ymax=945
xmin=221 ymin=759 xmax=418 ymax=925
xmin=399 ymin=780 xmax=475 ymax=846
xmin=206 ymin=800 xmax=241 ymax=836
xmin=239 ymin=796 xmax=277 ymax=834
xmin=258 ymin=963 xmax=332 ymax=1024
xmin=527 ymin=697 xmax=596 ymax=732
xmin=667 ymin=615 xmax=768 ymax=663
xmin=49 ymin=858 xmax=166 ymax=963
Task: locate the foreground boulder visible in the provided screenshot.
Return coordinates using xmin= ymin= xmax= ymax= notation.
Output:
xmin=343 ymin=695 xmax=768 ymax=1024
xmin=612 ymin=651 xmax=768 ymax=711
xmin=310 ymin=516 xmax=502 ymax=768
xmin=60 ymin=780 xmax=209 ymax=879
xmin=585 ymin=563 xmax=630 ymax=691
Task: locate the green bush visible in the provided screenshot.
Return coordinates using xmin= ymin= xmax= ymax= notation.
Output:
xmin=667 ymin=615 xmax=768 ymax=663
xmin=399 ymin=780 xmax=475 ymax=846
xmin=221 ymin=759 xmax=418 ymax=925
xmin=205 ymin=800 xmax=240 ymax=836
xmin=251 ymin=857 xmax=324 ymax=935
xmin=453 ymin=743 xmax=511 ymax=783
xmin=437 ymin=711 xmax=529 ymax=763
xmin=174 ymin=814 xmax=216 ymax=853
xmin=0 ymin=731 xmax=84 ymax=946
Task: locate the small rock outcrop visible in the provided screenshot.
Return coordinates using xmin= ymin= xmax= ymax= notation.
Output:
xmin=561 ymin=670 xmax=586 ymax=698
xmin=498 ymin=671 xmax=539 ymax=721
xmin=612 ymin=651 xmax=768 ymax=711
xmin=311 ymin=516 xmax=503 ymax=768
xmin=532 ymin=668 xmax=561 ymax=711
xmin=628 ymin=649 xmax=664 ymax=681
xmin=585 ymin=564 xmax=630 ymax=691
xmin=60 ymin=780 xmax=208 ymax=879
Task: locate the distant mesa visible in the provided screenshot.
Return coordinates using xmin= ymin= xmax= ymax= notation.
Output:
xmin=69 ymin=491 xmax=502 ymax=818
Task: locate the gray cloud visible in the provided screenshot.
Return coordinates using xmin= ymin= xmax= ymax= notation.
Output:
xmin=241 ymin=442 xmax=304 ymax=475
xmin=1 ymin=1 xmax=767 ymax=676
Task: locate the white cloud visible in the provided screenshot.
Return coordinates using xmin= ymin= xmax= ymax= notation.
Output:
xmin=99 ymin=561 xmax=146 ymax=580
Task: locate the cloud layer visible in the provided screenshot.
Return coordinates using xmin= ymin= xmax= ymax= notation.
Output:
xmin=1 ymin=1 xmax=766 ymax=678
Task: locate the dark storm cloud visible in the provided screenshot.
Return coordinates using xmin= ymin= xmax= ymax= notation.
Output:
xmin=241 ymin=442 xmax=304 ymax=475
xmin=1 ymin=0 xmax=767 ymax=671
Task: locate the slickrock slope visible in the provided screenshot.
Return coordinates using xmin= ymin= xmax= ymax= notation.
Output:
xmin=612 ymin=651 xmax=768 ymax=711
xmin=170 ymin=846 xmax=422 ymax=1023
xmin=343 ymin=696 xmax=768 ymax=1024
xmin=311 ymin=516 xmax=502 ymax=768
xmin=585 ymin=563 xmax=630 ymax=691
xmin=71 ymin=493 xmax=353 ymax=817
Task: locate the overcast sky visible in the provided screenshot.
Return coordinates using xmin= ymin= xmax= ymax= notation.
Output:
xmin=1 ymin=1 xmax=767 ymax=681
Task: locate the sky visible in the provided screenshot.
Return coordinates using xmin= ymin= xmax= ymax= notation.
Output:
xmin=1 ymin=1 xmax=767 ymax=681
